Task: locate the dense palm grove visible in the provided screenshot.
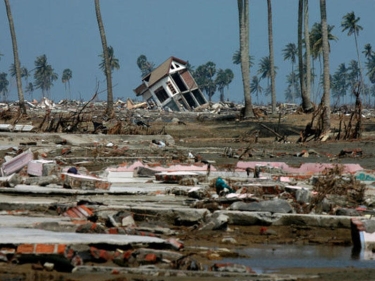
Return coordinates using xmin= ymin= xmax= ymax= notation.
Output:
xmin=0 ymin=1 xmax=374 ymax=121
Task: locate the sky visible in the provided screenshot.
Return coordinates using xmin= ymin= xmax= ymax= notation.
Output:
xmin=0 ymin=0 xmax=375 ymax=104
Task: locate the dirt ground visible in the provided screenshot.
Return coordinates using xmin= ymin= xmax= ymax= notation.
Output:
xmin=1 ymin=108 xmax=375 ymax=280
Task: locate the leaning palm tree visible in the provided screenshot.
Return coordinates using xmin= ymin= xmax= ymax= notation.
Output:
xmin=95 ymin=0 xmax=114 ymax=117
xmin=341 ymin=11 xmax=363 ymax=84
xmin=62 ymin=68 xmax=73 ymax=100
xmin=4 ymin=0 xmax=26 ymax=114
xmin=320 ymin=0 xmax=331 ymax=134
xmin=267 ymin=0 xmax=276 ymax=113
xmin=237 ymin=0 xmax=254 ymax=117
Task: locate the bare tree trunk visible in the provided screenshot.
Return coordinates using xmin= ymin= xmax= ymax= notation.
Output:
xmin=4 ymin=0 xmax=26 ymax=115
xmin=298 ymin=0 xmax=312 ymax=112
xmin=304 ymin=0 xmax=312 ymax=102
xmin=320 ymin=0 xmax=330 ymax=133
xmin=238 ymin=0 xmax=254 ymax=118
xmin=95 ymin=0 xmax=114 ymax=117
xmin=267 ymin=0 xmax=276 ymax=114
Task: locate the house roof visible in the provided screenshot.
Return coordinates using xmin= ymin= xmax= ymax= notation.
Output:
xmin=133 ymin=82 xmax=147 ymax=96
xmin=146 ymin=56 xmax=187 ymax=87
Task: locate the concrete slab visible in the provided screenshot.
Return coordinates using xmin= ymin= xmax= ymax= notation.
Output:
xmin=0 ymin=215 xmax=71 ymax=228
xmin=0 ymin=227 xmax=167 ymax=246
xmin=1 ymin=149 xmax=34 ymax=176
xmin=0 ymin=181 xmax=198 ymax=196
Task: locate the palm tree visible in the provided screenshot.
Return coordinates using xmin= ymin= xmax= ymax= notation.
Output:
xmin=237 ymin=0 xmax=254 ymax=117
xmin=341 ymin=11 xmax=363 ymax=84
xmin=25 ymin=82 xmax=34 ymax=100
xmin=309 ymin=22 xmax=338 ymax=60
xmin=62 ymin=68 xmax=73 ymax=100
xmin=95 ymin=0 xmax=114 ymax=117
xmin=285 ymin=71 xmax=299 ymax=103
xmin=331 ymin=63 xmax=349 ymax=105
xmin=33 ymin=55 xmax=58 ymax=99
xmin=363 ymin=43 xmax=373 ymax=60
xmin=298 ymin=0 xmax=313 ymax=112
xmin=366 ymin=54 xmax=375 ymax=84
xmin=309 ymin=22 xmax=337 ymax=103
xmin=215 ymin=68 xmax=234 ymax=102
xmin=9 ymin=64 xmax=28 ymax=79
xmin=0 ymin=72 xmax=9 ymax=101
xmin=4 ymin=0 xmax=26 ymax=114
xmin=232 ymin=50 xmax=254 ymax=68
xmin=283 ymin=43 xmax=297 ymax=73
xmin=194 ymin=62 xmax=217 ymax=102
xmin=250 ymin=75 xmax=263 ymax=104
xmin=304 ymin=0 xmax=312 ymax=102
xmin=257 ymin=56 xmax=278 ymax=98
xmin=267 ymin=0 xmax=276 ymax=113
xmin=347 ymin=60 xmax=361 ymax=100
xmin=320 ymin=0 xmax=330 ymax=134
xmin=99 ymin=46 xmax=120 ymax=73
xmin=136 ymin=55 xmax=155 ymax=77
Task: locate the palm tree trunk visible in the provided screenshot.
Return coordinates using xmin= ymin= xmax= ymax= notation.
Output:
xmin=354 ymin=33 xmax=364 ymax=88
xmin=320 ymin=0 xmax=330 ymax=133
xmin=304 ymin=0 xmax=312 ymax=102
xmin=298 ymin=0 xmax=312 ymax=112
xmin=267 ymin=0 xmax=276 ymax=114
xmin=4 ymin=0 xmax=26 ymax=115
xmin=95 ymin=0 xmax=114 ymax=117
xmin=238 ymin=0 xmax=254 ymax=117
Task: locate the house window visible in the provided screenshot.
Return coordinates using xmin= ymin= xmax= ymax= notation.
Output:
xmin=192 ymin=89 xmax=206 ymax=105
xmin=166 ymin=81 xmax=177 ymax=94
xmin=154 ymin=86 xmax=169 ymax=103
xmin=171 ymin=73 xmax=187 ymax=92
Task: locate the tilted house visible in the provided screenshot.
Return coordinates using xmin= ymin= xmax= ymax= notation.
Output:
xmin=133 ymin=56 xmax=207 ymax=111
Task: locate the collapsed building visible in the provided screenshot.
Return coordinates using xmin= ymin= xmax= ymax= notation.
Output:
xmin=133 ymin=56 xmax=208 ymax=111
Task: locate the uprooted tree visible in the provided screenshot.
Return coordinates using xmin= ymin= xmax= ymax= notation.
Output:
xmin=298 ymin=84 xmax=362 ymax=143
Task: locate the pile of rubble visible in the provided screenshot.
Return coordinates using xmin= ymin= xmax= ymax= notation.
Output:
xmin=1 ymin=99 xmax=375 ymax=279
xmin=0 ymin=129 xmax=374 ymax=279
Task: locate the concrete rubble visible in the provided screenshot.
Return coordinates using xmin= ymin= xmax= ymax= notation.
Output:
xmin=0 ymin=100 xmax=375 ymax=279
